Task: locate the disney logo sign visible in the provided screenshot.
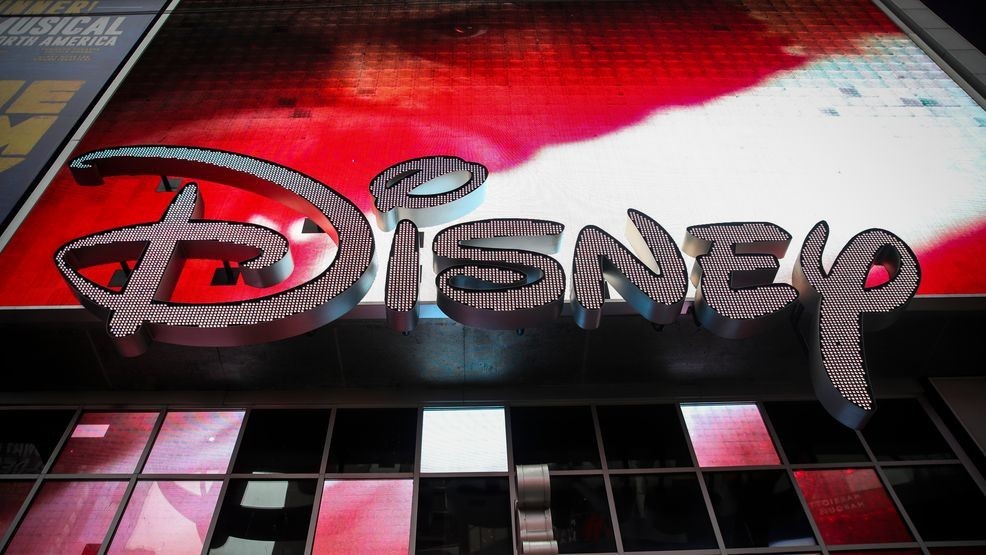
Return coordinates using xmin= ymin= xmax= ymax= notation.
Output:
xmin=56 ymin=146 xmax=920 ymax=429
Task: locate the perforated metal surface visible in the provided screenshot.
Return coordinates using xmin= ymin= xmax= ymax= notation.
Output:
xmin=795 ymin=221 xmax=921 ymax=428
xmin=432 ymin=219 xmax=564 ymax=329
xmin=55 ymin=146 xmax=376 ymax=356
xmin=572 ymin=209 xmax=687 ymax=330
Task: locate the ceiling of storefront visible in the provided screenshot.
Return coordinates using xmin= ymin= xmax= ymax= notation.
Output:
xmin=1 ymin=302 xmax=982 ymax=404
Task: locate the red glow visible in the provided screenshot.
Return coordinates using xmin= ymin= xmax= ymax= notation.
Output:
xmin=5 ymin=481 xmax=127 ymax=554
xmin=312 ymin=480 xmax=413 ymax=555
xmin=143 ymin=411 xmax=244 ymax=474
xmin=107 ymin=480 xmax=222 ymax=554
xmin=794 ymin=469 xmax=912 ymax=544
xmin=0 ymin=482 xmax=32 ymax=538
xmin=53 ymin=412 xmax=157 ymax=474
xmin=914 ymin=220 xmax=986 ymax=294
xmin=0 ymin=1 xmax=910 ymax=307
xmin=681 ymin=403 xmax=780 ymax=467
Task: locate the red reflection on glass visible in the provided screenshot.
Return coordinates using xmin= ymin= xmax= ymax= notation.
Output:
xmin=794 ymin=469 xmax=912 ymax=544
xmin=313 ymin=480 xmax=413 ymax=555
xmin=0 ymin=482 xmax=32 ymax=538
xmin=681 ymin=403 xmax=780 ymax=467
xmin=107 ymin=480 xmax=222 ymax=554
xmin=53 ymin=412 xmax=157 ymax=474
xmin=5 ymin=481 xmax=127 ymax=554
xmin=143 ymin=411 xmax=244 ymax=474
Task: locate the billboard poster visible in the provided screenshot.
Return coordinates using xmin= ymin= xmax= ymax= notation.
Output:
xmin=0 ymin=0 xmax=983 ymax=313
xmin=0 ymin=0 xmax=166 ymax=229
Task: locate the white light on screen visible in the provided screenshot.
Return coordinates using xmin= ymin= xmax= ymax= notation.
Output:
xmin=71 ymin=424 xmax=110 ymax=438
xmin=420 ymin=407 xmax=508 ymax=473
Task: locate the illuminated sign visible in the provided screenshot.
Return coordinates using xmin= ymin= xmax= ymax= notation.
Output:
xmin=2 ymin=0 xmax=983 ymax=313
xmin=57 ymin=146 xmax=376 ymax=357
xmin=56 ymin=146 xmax=919 ymax=429
xmin=0 ymin=1 xmax=166 ymax=227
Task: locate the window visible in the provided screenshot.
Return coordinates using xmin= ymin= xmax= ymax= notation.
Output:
xmin=327 ymin=408 xmax=416 ymax=473
xmin=421 ymin=407 xmax=507 ymax=473
xmin=681 ymin=403 xmax=780 ymax=467
xmin=232 ymin=409 xmax=330 ymax=474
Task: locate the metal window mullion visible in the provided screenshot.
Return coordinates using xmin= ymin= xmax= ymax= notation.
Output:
xmin=787 ymin=461 xmax=876 ymax=470
xmin=505 ymin=405 xmax=519 ymax=555
xmin=591 ymin=404 xmax=624 ymax=554
xmin=923 ymin=540 xmax=986 ymax=547
xmin=621 ymin=550 xmax=721 ymax=555
xmin=408 ymin=406 xmax=424 ymax=555
xmin=226 ymin=473 xmax=321 ymax=479
xmin=321 ymin=472 xmax=415 ymax=479
xmin=876 ymin=458 xmax=963 ymax=466
xmin=916 ymin=395 xmax=986 ymax=494
xmin=606 ymin=467 xmax=698 ymax=475
xmin=415 ymin=471 xmax=510 ymax=479
xmin=97 ymin=409 xmax=168 ymax=555
xmin=303 ymin=407 xmax=336 ymax=554
xmin=546 ymin=469 xmax=611 ymax=476
xmin=723 ymin=547 xmax=829 ymax=555
xmin=854 ymin=427 xmax=929 ymax=555
xmin=755 ymin=402 xmax=828 ymax=555
xmin=0 ymin=407 xmax=82 ymax=552
xmin=675 ymin=404 xmax=727 ymax=555
xmin=825 ymin=541 xmax=922 ymax=550
xmin=199 ymin=406 xmax=253 ymax=555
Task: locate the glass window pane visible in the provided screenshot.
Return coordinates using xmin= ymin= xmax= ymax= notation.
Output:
xmin=143 ymin=411 xmax=244 ymax=474
xmin=208 ymin=479 xmax=317 ymax=555
xmin=883 ymin=465 xmax=986 ymax=541
xmin=597 ymin=404 xmax=691 ymax=468
xmin=6 ymin=480 xmax=127 ymax=554
xmin=794 ymin=469 xmax=912 ymax=544
xmin=764 ymin=401 xmax=869 ymax=463
xmin=931 ymin=549 xmax=986 ymax=555
xmin=704 ymin=470 xmax=816 ymax=548
xmin=550 ymin=476 xmax=615 ymax=553
xmin=52 ymin=412 xmax=158 ymax=474
xmin=107 ymin=480 xmax=222 ymax=554
xmin=421 ymin=408 xmax=507 ymax=473
xmin=232 ymin=409 xmax=330 ymax=474
xmin=862 ymin=399 xmax=955 ymax=461
xmin=313 ymin=479 xmax=412 ymax=555
xmin=415 ymin=478 xmax=511 ymax=555
xmin=0 ymin=410 xmax=74 ymax=474
xmin=511 ymin=406 xmax=600 ymax=470
xmin=681 ymin=403 xmax=780 ymax=467
xmin=610 ymin=473 xmax=717 ymax=551
xmin=327 ymin=408 xmax=416 ymax=473
xmin=0 ymin=481 xmax=32 ymax=538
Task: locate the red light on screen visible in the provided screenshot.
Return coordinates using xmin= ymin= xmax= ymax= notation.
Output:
xmin=794 ymin=469 xmax=912 ymax=544
xmin=142 ymin=411 xmax=244 ymax=474
xmin=52 ymin=412 xmax=157 ymax=474
xmin=312 ymin=479 xmax=413 ymax=555
xmin=107 ymin=480 xmax=222 ymax=554
xmin=681 ymin=403 xmax=780 ymax=467
xmin=5 ymin=481 xmax=127 ymax=554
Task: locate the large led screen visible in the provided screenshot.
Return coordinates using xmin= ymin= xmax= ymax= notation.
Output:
xmin=0 ymin=0 xmax=983 ymax=311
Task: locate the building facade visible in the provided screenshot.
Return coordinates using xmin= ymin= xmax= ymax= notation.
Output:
xmin=1 ymin=0 xmax=985 ymax=553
